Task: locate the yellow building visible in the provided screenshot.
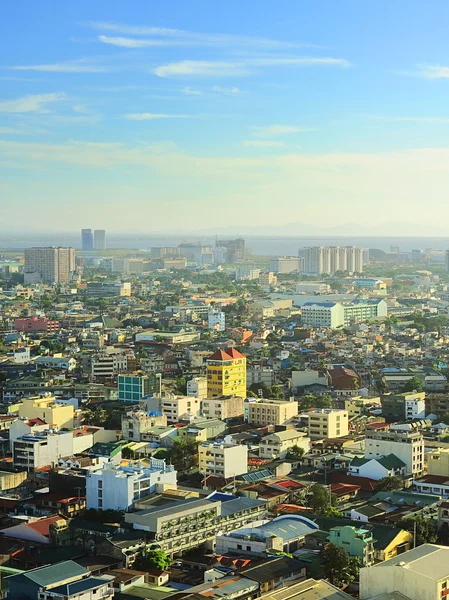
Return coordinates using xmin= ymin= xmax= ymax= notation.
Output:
xmin=17 ymin=395 xmax=74 ymax=429
xmin=206 ymin=348 xmax=246 ymax=398
xmin=308 ymin=409 xmax=349 ymax=439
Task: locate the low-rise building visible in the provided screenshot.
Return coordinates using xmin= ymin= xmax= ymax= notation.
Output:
xmin=121 ymin=410 xmax=167 ymax=441
xmin=198 ymin=442 xmax=248 ymax=478
xmin=202 ymin=395 xmax=244 ymax=421
xmin=86 ymin=458 xmax=177 ymax=511
xmin=248 ymin=400 xmax=298 ymax=427
xmin=118 ymin=373 xmax=161 ymax=403
xmin=307 ymin=409 xmax=349 ymax=439
xmin=259 ymin=430 xmax=310 ymax=459
xmin=187 ymin=377 xmax=208 ymax=399
xmin=328 ymin=525 xmax=375 ymax=566
xmin=17 ymin=395 xmax=74 ymax=429
xmin=365 ymin=428 xmax=424 ymax=476
xmin=12 ymin=430 xmax=74 ymax=471
xmin=348 ymin=454 xmax=407 ymax=480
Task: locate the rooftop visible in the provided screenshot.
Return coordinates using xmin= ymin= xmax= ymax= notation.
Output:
xmin=367 ymin=544 xmax=449 ymax=579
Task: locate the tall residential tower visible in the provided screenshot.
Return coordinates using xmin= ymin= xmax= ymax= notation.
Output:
xmin=206 ymin=348 xmax=246 ymax=398
xmin=24 ymin=247 xmax=76 ymax=284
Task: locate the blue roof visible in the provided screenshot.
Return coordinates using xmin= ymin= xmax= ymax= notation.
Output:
xmin=302 ymin=302 xmax=337 ymax=307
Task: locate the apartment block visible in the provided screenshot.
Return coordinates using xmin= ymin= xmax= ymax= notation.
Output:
xmin=121 ymin=410 xmax=167 ymax=441
xmin=259 ymin=430 xmax=310 ymax=459
xmin=199 ymin=442 xmax=248 ymax=478
xmin=304 ymin=246 xmax=363 ymax=275
xmin=118 ymin=373 xmax=161 ymax=402
xmin=365 ymin=429 xmax=424 ymax=476
xmin=206 ymin=348 xmax=246 ymax=399
xmin=187 ymin=377 xmax=208 ymax=399
xmin=202 ymin=395 xmax=244 ymax=421
xmin=301 ymin=302 xmax=345 ymax=329
xmin=307 ymin=409 xmax=349 ymax=439
xmin=12 ymin=430 xmax=74 ymax=470
xmin=86 ymin=458 xmax=176 ymax=511
xmin=17 ymin=395 xmax=74 ymax=429
xmin=154 ymin=394 xmax=202 ymax=423
xmin=259 ymin=271 xmax=277 ymax=287
xmin=15 ymin=317 xmax=60 ymax=333
xmin=247 ymin=400 xmax=298 ymax=427
xmin=24 ymin=247 xmax=76 ymax=284
xmin=270 ymin=257 xmax=302 ymax=274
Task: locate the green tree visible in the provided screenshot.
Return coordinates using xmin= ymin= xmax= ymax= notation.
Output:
xmin=321 ymin=543 xmax=361 ymax=587
xmin=169 ymin=437 xmax=200 ymax=470
xmin=286 ymin=445 xmax=305 ymax=460
xmin=374 ymin=475 xmax=403 ymax=492
xmin=83 ymin=407 xmax=108 ymax=427
xmin=402 ymin=376 xmax=423 ymax=393
xmin=308 ymin=483 xmax=332 ymax=514
xmin=351 ymin=377 xmax=360 ymax=390
xmin=438 ymin=522 xmax=449 ymax=546
xmin=122 ymin=446 xmax=135 ymax=460
xmin=397 ymin=515 xmax=437 ymax=546
xmin=270 ymin=385 xmax=284 ymax=400
xmin=134 ymin=550 xmax=172 ymax=572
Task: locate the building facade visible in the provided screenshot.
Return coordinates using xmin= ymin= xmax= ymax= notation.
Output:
xmin=24 ymin=247 xmax=76 ymax=284
xmin=307 ymin=409 xmax=349 ymax=439
xmin=198 ymin=442 xmax=248 ymax=478
xmin=247 ymin=400 xmax=298 ymax=427
xmin=365 ymin=429 xmax=424 ymax=476
xmin=206 ymin=349 xmax=247 ymax=399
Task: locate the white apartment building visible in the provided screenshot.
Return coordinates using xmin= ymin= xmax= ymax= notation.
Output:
xmin=12 ymin=430 xmax=74 ymax=470
xmin=144 ymin=394 xmax=202 ymax=423
xmin=405 ymin=395 xmax=426 ymax=420
xmin=201 ymin=395 xmax=244 ymax=421
xmin=291 ymin=370 xmax=330 ymax=391
xmin=365 ymin=429 xmax=424 ymax=476
xmin=360 ymin=544 xmax=449 ymax=600
xmin=270 ymin=257 xmax=302 ymax=274
xmin=121 ymin=410 xmax=167 ymax=441
xmin=259 ymin=272 xmax=277 ymax=287
xmin=86 ymin=458 xmax=177 ymax=511
xmin=235 ymin=267 xmax=260 ymax=281
xmin=247 ymin=367 xmax=276 ymax=387
xmin=304 ymin=246 xmax=363 ymax=275
xmin=198 ymin=442 xmax=248 ymax=478
xmin=307 ymin=409 xmax=349 ymax=439
xmin=187 ymin=377 xmax=208 ymax=399
xmin=247 ymin=400 xmax=298 ymax=427
xmin=259 ymin=430 xmax=310 ymax=459
xmin=301 ymin=302 xmax=345 ymax=328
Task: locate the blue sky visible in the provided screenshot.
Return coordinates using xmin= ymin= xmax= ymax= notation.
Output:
xmin=2 ymin=1 xmax=449 ymax=234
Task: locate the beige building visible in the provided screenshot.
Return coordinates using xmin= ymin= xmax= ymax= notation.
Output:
xmin=160 ymin=395 xmax=201 ymax=423
xmin=248 ymin=400 xmax=298 ymax=427
xmin=17 ymin=395 xmax=74 ymax=429
xmin=365 ymin=429 xmax=424 ymax=476
xmin=202 ymin=396 xmax=244 ymax=421
xmin=24 ymin=247 xmax=76 ymax=284
xmin=198 ymin=442 xmax=248 ymax=478
xmin=259 ymin=430 xmax=310 ymax=459
xmin=121 ymin=410 xmax=167 ymax=441
xmin=426 ymin=448 xmax=449 ymax=477
xmin=259 ymin=272 xmax=277 ymax=287
xmin=360 ymin=544 xmax=449 ymax=600
xmin=307 ymin=409 xmax=349 ymax=439
xmin=0 ymin=470 xmax=27 ymax=491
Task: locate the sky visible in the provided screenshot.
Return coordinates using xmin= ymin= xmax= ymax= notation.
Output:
xmin=2 ymin=1 xmax=449 ymax=234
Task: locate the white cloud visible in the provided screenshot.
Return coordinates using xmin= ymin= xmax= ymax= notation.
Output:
xmin=9 ymin=60 xmax=109 ymax=73
xmin=0 ymin=92 xmax=66 ymax=114
xmin=98 ymin=35 xmax=177 ymax=48
xmin=181 ymin=87 xmax=203 ymax=96
xmin=253 ymin=124 xmax=314 ymax=137
xmin=0 ymin=127 xmax=25 ymax=135
xmin=125 ymin=113 xmax=192 ymax=120
xmin=212 ymin=86 xmax=241 ymax=95
xmin=398 ymin=64 xmax=449 ymax=79
xmin=244 ymin=140 xmax=287 ymax=148
xmin=153 ymin=57 xmax=350 ymax=78
xmin=88 ymin=21 xmax=319 ymax=50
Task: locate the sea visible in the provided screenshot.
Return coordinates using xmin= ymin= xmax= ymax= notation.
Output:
xmin=1 ymin=234 xmax=449 ymax=256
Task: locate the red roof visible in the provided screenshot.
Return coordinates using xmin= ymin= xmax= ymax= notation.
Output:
xmin=225 ymin=348 xmax=245 ymax=359
xmin=330 ymin=471 xmax=376 ymax=491
xmin=275 ymin=504 xmax=312 ymax=514
xmin=26 ymin=515 xmax=63 ymax=536
xmin=330 ymin=482 xmax=361 ymax=495
xmin=272 ymin=479 xmax=304 ymax=490
xmin=208 ymin=349 xmax=232 ymax=361
xmin=27 ymin=418 xmax=46 ymax=426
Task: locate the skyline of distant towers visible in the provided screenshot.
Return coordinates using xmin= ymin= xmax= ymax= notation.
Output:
xmin=81 ymin=229 xmax=106 ymax=251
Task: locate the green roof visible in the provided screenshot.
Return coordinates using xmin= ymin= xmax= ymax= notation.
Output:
xmin=115 ymin=584 xmax=174 ymax=600
xmin=377 ymin=454 xmax=406 ymax=470
xmin=350 ymin=457 xmax=369 ymax=467
xmin=370 ymin=490 xmax=438 ymax=507
xmin=6 ymin=561 xmax=87 ymax=587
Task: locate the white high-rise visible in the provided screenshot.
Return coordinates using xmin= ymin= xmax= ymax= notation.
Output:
xmin=24 ymin=247 xmax=76 ymax=284
xmin=303 ymin=246 xmax=363 ymax=275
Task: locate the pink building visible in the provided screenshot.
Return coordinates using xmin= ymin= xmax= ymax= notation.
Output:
xmin=15 ymin=317 xmax=60 ymax=333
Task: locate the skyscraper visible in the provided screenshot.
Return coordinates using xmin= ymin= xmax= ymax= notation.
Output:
xmin=215 ymin=238 xmax=245 ymax=263
xmin=304 ymin=246 xmax=363 ymax=274
xmin=24 ymin=247 xmax=76 ymax=284
xmin=81 ymin=229 xmax=94 ymax=251
xmin=94 ymin=230 xmax=106 ymax=250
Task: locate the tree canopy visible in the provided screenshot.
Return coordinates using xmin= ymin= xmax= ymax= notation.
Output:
xmin=374 ymin=475 xmax=403 ymax=492
xmin=134 ymin=550 xmax=172 ymax=572
xmin=321 ymin=543 xmax=361 ymax=587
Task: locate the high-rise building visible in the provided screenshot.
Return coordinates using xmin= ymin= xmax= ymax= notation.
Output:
xmin=206 ymin=348 xmax=246 ymax=398
xmin=24 ymin=247 xmax=76 ymax=284
xmin=94 ymin=229 xmax=106 ymax=250
xmin=215 ymin=238 xmax=245 ymax=263
xmin=304 ymin=246 xmax=363 ymax=274
xmin=81 ymin=229 xmax=94 ymax=251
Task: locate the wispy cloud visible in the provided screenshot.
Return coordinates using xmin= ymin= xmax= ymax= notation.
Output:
xmin=398 ymin=63 xmax=449 ymax=79
xmin=244 ymin=140 xmax=287 ymax=148
xmin=181 ymin=87 xmax=203 ymax=96
xmin=0 ymin=92 xmax=66 ymax=114
xmin=212 ymin=86 xmax=241 ymax=95
xmin=371 ymin=115 xmax=449 ymax=124
xmin=0 ymin=127 xmax=26 ymax=135
xmin=153 ymin=57 xmax=350 ymax=78
xmin=9 ymin=59 xmax=109 ymax=73
xmin=253 ymin=124 xmax=314 ymax=137
xmin=125 ymin=113 xmax=193 ymax=120
xmin=88 ymin=21 xmax=319 ymax=50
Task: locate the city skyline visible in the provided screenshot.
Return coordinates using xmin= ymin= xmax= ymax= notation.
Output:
xmin=3 ymin=2 xmax=449 ymax=233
